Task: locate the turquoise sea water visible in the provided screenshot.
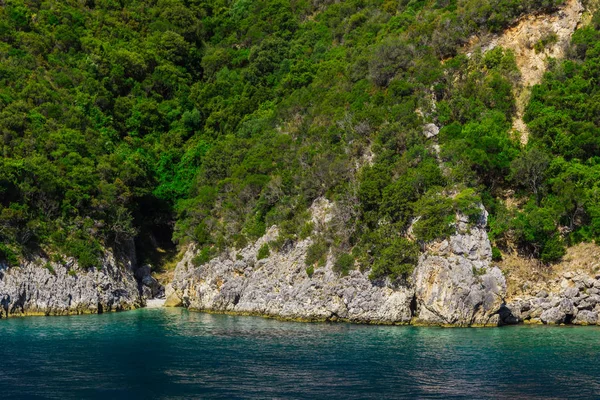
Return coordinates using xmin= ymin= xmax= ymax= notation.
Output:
xmin=1 ymin=308 xmax=600 ymax=399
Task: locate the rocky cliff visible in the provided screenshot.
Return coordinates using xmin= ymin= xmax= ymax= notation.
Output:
xmin=0 ymin=249 xmax=163 ymax=318
xmin=167 ymin=201 xmax=506 ymax=326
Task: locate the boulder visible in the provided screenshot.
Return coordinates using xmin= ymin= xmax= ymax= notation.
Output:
xmin=573 ymin=310 xmax=598 ymax=325
xmin=540 ymin=307 xmax=566 ymax=324
xmin=422 ymin=123 xmax=440 ymax=139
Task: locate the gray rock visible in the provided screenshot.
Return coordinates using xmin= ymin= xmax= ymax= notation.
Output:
xmin=586 ymin=278 xmax=596 ymax=288
xmin=558 ymin=298 xmax=575 ymax=314
xmin=0 ymin=250 xmax=141 ymax=318
xmin=573 ymin=310 xmax=598 ymax=325
xmin=540 ymin=307 xmax=566 ymax=324
xmin=562 ymin=287 xmax=580 ymax=299
xmin=170 ymin=209 xmax=505 ymax=326
xmin=137 ymin=265 xmax=165 ymax=299
xmin=505 ymin=278 xmax=600 ymax=326
xmin=422 ymin=123 xmax=440 ymax=139
xmin=576 ymin=300 xmax=594 ymax=310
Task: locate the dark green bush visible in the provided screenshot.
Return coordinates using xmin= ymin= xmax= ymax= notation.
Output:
xmin=192 ymin=247 xmax=216 ymax=267
xmin=453 ymin=188 xmax=483 ymax=223
xmin=369 ymin=237 xmax=419 ymax=280
xmin=305 ymin=238 xmax=329 ymax=267
xmin=305 ymin=265 xmax=314 ymax=277
xmin=257 ymin=243 xmax=270 ymax=260
xmin=540 ymin=235 xmax=566 ymax=264
xmin=412 ymin=190 xmax=455 ymax=242
xmin=491 ymin=247 xmax=503 ymax=262
xmin=0 ymin=244 xmax=18 ymax=267
xmin=333 ymin=253 xmax=354 ymax=276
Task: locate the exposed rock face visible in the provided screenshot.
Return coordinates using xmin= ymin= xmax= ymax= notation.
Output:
xmin=422 ymin=123 xmax=440 ymax=139
xmin=413 ymin=214 xmax=506 ymax=326
xmin=168 ymin=202 xmax=506 ymax=326
xmin=504 ymin=270 xmax=600 ymax=325
xmin=169 ymin=230 xmax=414 ymax=323
xmin=136 ymin=265 xmax=165 ymax=300
xmin=0 ymin=251 xmax=142 ymax=318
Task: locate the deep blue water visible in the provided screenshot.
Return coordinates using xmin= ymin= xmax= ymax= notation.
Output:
xmin=1 ymin=308 xmax=600 ymax=399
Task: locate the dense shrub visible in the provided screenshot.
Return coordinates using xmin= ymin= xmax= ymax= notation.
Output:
xmin=333 ymin=253 xmax=355 ymax=276
xmin=305 ymin=238 xmax=329 ymax=267
xmin=369 ymin=238 xmax=419 ymax=280
xmin=257 ymin=243 xmax=270 ymax=260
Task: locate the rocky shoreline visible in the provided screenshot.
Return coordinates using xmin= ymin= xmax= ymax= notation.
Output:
xmin=164 ymin=203 xmax=507 ymax=327
xmin=504 ymin=270 xmax=600 ymax=326
xmin=2 ymin=205 xmax=599 ymax=327
xmin=0 ymin=248 xmax=164 ymax=319
xmin=164 ymin=199 xmax=600 ymax=327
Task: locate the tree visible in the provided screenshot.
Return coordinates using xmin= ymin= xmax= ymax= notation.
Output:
xmin=510 ymin=147 xmax=550 ymax=206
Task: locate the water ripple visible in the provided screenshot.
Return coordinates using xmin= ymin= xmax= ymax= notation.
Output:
xmin=1 ymin=309 xmax=600 ymax=399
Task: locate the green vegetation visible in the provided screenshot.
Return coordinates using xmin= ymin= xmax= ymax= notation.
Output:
xmin=333 ymin=253 xmax=355 ymax=276
xmin=369 ymin=237 xmax=420 ymax=280
xmin=44 ymin=262 xmax=56 ymax=275
xmin=492 ymin=247 xmax=503 ymax=262
xmin=305 ymin=265 xmax=314 ymax=278
xmin=534 ymin=32 xmax=558 ymax=53
xmin=305 ymin=238 xmax=329 ymax=267
xmin=2 ymin=0 xmax=597 ymax=280
xmin=257 ymin=243 xmax=270 ymax=260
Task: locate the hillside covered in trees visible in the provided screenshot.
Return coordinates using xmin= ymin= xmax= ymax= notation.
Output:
xmin=0 ymin=0 xmax=599 ymax=278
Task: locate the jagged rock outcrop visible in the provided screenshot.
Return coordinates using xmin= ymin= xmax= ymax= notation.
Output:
xmin=136 ymin=265 xmax=165 ymax=300
xmin=0 ymin=251 xmax=143 ymax=318
xmin=168 ymin=229 xmax=414 ymax=323
xmin=168 ymin=201 xmax=506 ymax=326
xmin=503 ymin=270 xmax=600 ymax=325
xmin=413 ymin=213 xmax=506 ymax=326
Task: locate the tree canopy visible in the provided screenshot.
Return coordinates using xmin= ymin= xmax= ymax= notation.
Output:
xmin=0 ymin=0 xmax=595 ymax=277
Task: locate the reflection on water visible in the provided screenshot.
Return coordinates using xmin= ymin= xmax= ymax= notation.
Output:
xmin=1 ymin=308 xmax=600 ymax=399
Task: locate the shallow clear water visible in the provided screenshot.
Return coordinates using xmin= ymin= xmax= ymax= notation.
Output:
xmin=1 ymin=308 xmax=600 ymax=399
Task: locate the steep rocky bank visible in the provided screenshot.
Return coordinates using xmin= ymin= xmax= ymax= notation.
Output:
xmin=167 ymin=201 xmax=506 ymax=326
xmin=0 ymin=248 xmax=164 ymax=318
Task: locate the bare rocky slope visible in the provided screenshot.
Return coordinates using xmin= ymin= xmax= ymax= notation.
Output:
xmin=501 ymin=244 xmax=600 ymax=325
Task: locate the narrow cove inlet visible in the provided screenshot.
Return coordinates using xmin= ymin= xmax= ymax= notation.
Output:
xmin=1 ymin=308 xmax=599 ymax=399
